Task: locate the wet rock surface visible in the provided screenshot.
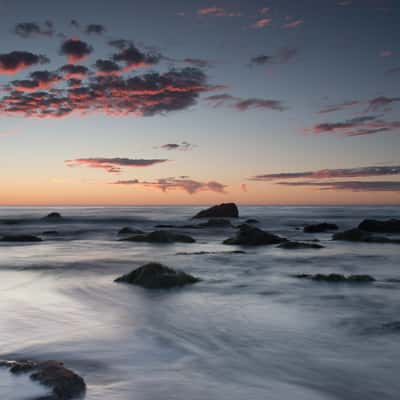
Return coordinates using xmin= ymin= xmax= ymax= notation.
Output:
xmin=115 ymin=262 xmax=200 ymax=289
xmin=0 ymin=234 xmax=42 ymax=242
xmin=43 ymin=212 xmax=63 ymax=221
xmin=333 ymin=228 xmax=400 ymax=243
xmin=118 ymin=227 xmax=144 ymax=235
xmin=192 ymin=203 xmax=239 ymax=219
xmin=278 ymin=241 xmax=324 ymax=250
xmin=223 ymin=224 xmax=286 ymax=246
xmin=304 ymin=223 xmax=338 ymax=233
xmin=358 ymin=219 xmax=400 ymax=233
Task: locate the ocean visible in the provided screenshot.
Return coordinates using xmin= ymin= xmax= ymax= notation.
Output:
xmin=1 ymin=205 xmax=400 ymax=400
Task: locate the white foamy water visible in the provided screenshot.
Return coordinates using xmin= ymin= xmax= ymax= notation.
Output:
xmin=1 ymin=206 xmax=400 ymax=399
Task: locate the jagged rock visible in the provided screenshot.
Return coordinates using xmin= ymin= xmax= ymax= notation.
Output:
xmin=278 ymin=241 xmax=324 ymax=249
xmin=0 ymin=234 xmax=42 ymax=242
xmin=115 ymin=262 xmax=200 ymax=289
xmin=118 ymin=227 xmax=144 ymax=235
xmin=0 ymin=359 xmax=86 ymax=400
xmin=358 ymin=219 xmax=400 ymax=233
xmin=43 ymin=212 xmax=63 ymax=221
xmin=295 ymin=273 xmax=375 ymax=283
xmin=121 ymin=230 xmax=195 ymax=243
xmin=304 ymin=223 xmax=338 ymax=233
xmin=223 ymin=224 xmax=286 ymax=246
xmin=192 ymin=203 xmax=239 ymax=219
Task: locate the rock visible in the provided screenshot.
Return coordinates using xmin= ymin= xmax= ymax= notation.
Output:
xmin=223 ymin=224 xmax=286 ymax=246
xmin=115 ymin=262 xmax=200 ymax=289
xmin=0 ymin=359 xmax=86 ymax=400
xmin=121 ymin=230 xmax=195 ymax=244
xmin=332 ymin=228 xmax=400 ymax=243
xmin=154 ymin=224 xmax=175 ymax=229
xmin=198 ymin=218 xmax=233 ymax=228
xmin=192 ymin=203 xmax=239 ymax=219
xmin=245 ymin=219 xmax=259 ymax=224
xmin=118 ymin=227 xmax=144 ymax=235
xmin=278 ymin=241 xmax=324 ymax=250
xmin=0 ymin=234 xmax=42 ymax=242
xmin=43 ymin=212 xmax=63 ymax=221
xmin=304 ymin=223 xmax=338 ymax=233
xmin=43 ymin=231 xmax=59 ymax=235
xmin=358 ymin=219 xmax=400 ymax=233
xmin=295 ymin=273 xmax=375 ymax=283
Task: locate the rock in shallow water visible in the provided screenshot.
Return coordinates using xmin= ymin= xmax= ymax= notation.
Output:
xmin=0 ymin=360 xmax=86 ymax=400
xmin=192 ymin=203 xmax=239 ymax=219
xmin=358 ymin=218 xmax=400 ymax=233
xmin=0 ymin=234 xmax=42 ymax=242
xmin=118 ymin=227 xmax=144 ymax=235
xmin=304 ymin=223 xmax=338 ymax=233
xmin=223 ymin=224 xmax=286 ymax=246
xmin=121 ymin=230 xmax=195 ymax=243
xmin=278 ymin=241 xmax=324 ymax=250
xmin=295 ymin=273 xmax=375 ymax=283
xmin=115 ymin=262 xmax=200 ymax=289
xmin=333 ymin=228 xmax=400 ymax=243
xmin=42 ymin=212 xmax=63 ymax=221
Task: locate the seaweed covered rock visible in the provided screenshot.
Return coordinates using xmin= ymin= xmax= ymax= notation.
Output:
xmin=118 ymin=227 xmax=144 ymax=235
xmin=358 ymin=219 xmax=400 ymax=233
xmin=223 ymin=224 xmax=286 ymax=246
xmin=115 ymin=262 xmax=200 ymax=289
xmin=295 ymin=273 xmax=375 ymax=283
xmin=304 ymin=223 xmax=338 ymax=233
xmin=43 ymin=212 xmax=63 ymax=221
xmin=0 ymin=359 xmax=86 ymax=400
xmin=0 ymin=234 xmax=42 ymax=242
xmin=121 ymin=230 xmax=195 ymax=243
xmin=193 ymin=203 xmax=239 ymax=219
xmin=278 ymin=241 xmax=324 ymax=250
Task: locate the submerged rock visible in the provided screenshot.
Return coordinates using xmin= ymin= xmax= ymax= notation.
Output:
xmin=192 ymin=203 xmax=239 ymax=219
xmin=278 ymin=241 xmax=324 ymax=250
xmin=304 ymin=223 xmax=338 ymax=233
xmin=0 ymin=359 xmax=86 ymax=400
xmin=43 ymin=212 xmax=63 ymax=221
xmin=0 ymin=234 xmax=42 ymax=242
xmin=245 ymin=219 xmax=259 ymax=224
xmin=358 ymin=219 xmax=400 ymax=233
xmin=198 ymin=218 xmax=233 ymax=228
xmin=223 ymin=224 xmax=286 ymax=246
xmin=333 ymin=228 xmax=400 ymax=243
xmin=121 ymin=230 xmax=195 ymax=243
xmin=115 ymin=262 xmax=200 ymax=289
xmin=118 ymin=227 xmax=144 ymax=235
xmin=295 ymin=273 xmax=375 ymax=283
xmin=43 ymin=230 xmax=59 ymax=235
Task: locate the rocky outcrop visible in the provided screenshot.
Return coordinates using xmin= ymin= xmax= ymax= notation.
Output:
xmin=0 ymin=234 xmax=42 ymax=242
xmin=358 ymin=219 xmax=400 ymax=233
xmin=295 ymin=273 xmax=375 ymax=283
xmin=115 ymin=262 xmax=200 ymax=289
xmin=121 ymin=230 xmax=195 ymax=243
xmin=223 ymin=224 xmax=286 ymax=246
xmin=192 ymin=203 xmax=239 ymax=219
xmin=43 ymin=212 xmax=63 ymax=221
xmin=278 ymin=241 xmax=324 ymax=250
xmin=118 ymin=227 xmax=144 ymax=235
xmin=304 ymin=223 xmax=338 ymax=233
xmin=0 ymin=359 xmax=86 ymax=400
xmin=333 ymin=228 xmax=400 ymax=243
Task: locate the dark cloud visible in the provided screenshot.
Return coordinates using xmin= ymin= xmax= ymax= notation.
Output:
xmin=59 ymin=64 xmax=90 ymax=79
xmin=14 ymin=21 xmax=54 ymax=38
xmin=159 ymin=142 xmax=195 ymax=151
xmin=108 ymin=39 xmax=133 ymax=50
xmin=250 ymin=55 xmax=273 ymax=65
xmin=366 ymin=96 xmax=400 ymax=112
xmin=70 ymin=20 xmax=80 ymax=29
xmin=112 ymin=45 xmax=161 ymax=70
xmin=206 ymin=94 xmax=286 ymax=111
xmin=184 ymin=58 xmax=213 ymax=68
xmin=307 ymin=115 xmax=400 ymax=136
xmin=318 ymin=100 xmax=361 ymax=114
xmin=65 ymin=157 xmax=169 ymax=173
xmin=112 ymin=177 xmax=227 ymax=194
xmin=250 ymin=48 xmax=298 ymax=66
xmin=277 ymin=180 xmax=400 ymax=192
xmin=0 ymin=67 xmax=220 ymax=118
xmin=94 ymin=59 xmax=121 ymax=75
xmin=250 ymin=165 xmax=400 ymax=181
xmin=60 ymin=39 xmax=93 ymax=63
xmin=0 ymin=51 xmax=49 ymax=74
xmin=11 ymin=70 xmax=60 ymax=91
xmin=85 ymin=24 xmax=106 ymax=35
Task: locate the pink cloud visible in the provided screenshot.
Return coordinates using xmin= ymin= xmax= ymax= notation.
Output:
xmin=283 ymin=19 xmax=304 ymax=29
xmin=253 ymin=18 xmax=272 ymax=29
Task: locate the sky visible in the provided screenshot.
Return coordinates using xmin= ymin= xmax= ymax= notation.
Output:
xmin=0 ymin=0 xmax=399 ymax=205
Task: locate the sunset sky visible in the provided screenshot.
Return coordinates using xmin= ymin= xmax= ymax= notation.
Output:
xmin=1 ymin=0 xmax=399 ymax=205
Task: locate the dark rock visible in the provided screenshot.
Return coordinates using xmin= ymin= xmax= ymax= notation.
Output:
xmin=0 ymin=360 xmax=86 ymax=400
xmin=176 ymin=250 xmax=246 ymax=256
xmin=198 ymin=218 xmax=233 ymax=228
xmin=0 ymin=234 xmax=42 ymax=242
xmin=43 ymin=231 xmax=59 ymax=235
xmin=154 ymin=224 xmax=175 ymax=229
xmin=121 ymin=230 xmax=195 ymax=244
xmin=278 ymin=241 xmax=324 ymax=250
xmin=223 ymin=224 xmax=286 ymax=246
xmin=333 ymin=228 xmax=400 ymax=243
xmin=118 ymin=227 xmax=144 ymax=235
xmin=193 ymin=203 xmax=239 ymax=219
xmin=358 ymin=219 xmax=400 ymax=233
xmin=381 ymin=321 xmax=400 ymax=332
xmin=115 ymin=262 xmax=200 ymax=289
xmin=245 ymin=219 xmax=259 ymax=224
xmin=304 ymin=223 xmax=338 ymax=233
xmin=43 ymin=212 xmax=63 ymax=221
xmin=295 ymin=273 xmax=375 ymax=283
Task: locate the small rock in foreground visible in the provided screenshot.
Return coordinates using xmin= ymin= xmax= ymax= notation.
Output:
xmin=0 ymin=234 xmax=42 ymax=242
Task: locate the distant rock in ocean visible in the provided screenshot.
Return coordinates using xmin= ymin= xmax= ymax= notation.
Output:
xmin=0 ymin=234 xmax=42 ymax=242
xmin=278 ymin=241 xmax=324 ymax=250
xmin=118 ymin=227 xmax=144 ymax=235
xmin=43 ymin=212 xmax=63 ymax=221
xmin=223 ymin=224 xmax=286 ymax=246
xmin=295 ymin=273 xmax=375 ymax=283
xmin=0 ymin=359 xmax=86 ymax=400
xmin=358 ymin=219 xmax=400 ymax=233
xmin=120 ymin=230 xmax=195 ymax=244
xmin=333 ymin=228 xmax=400 ymax=244
xmin=115 ymin=262 xmax=200 ymax=289
xmin=304 ymin=223 xmax=338 ymax=233
xmin=192 ymin=203 xmax=239 ymax=219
